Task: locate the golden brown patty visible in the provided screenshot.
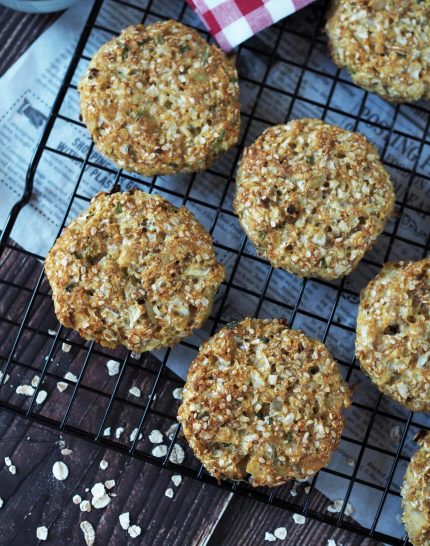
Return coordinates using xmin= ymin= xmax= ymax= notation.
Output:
xmin=45 ymin=190 xmax=225 ymax=352
xmin=326 ymin=0 xmax=430 ymax=103
xmin=401 ymin=432 xmax=430 ymax=546
xmin=78 ymin=20 xmax=240 ymax=175
xmin=178 ymin=318 xmax=350 ymax=487
xmin=233 ymin=119 xmax=395 ymax=280
xmin=356 ymin=258 xmax=430 ymax=411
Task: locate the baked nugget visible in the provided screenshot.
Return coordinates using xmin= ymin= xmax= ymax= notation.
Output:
xmin=356 ymin=258 xmax=430 ymax=411
xmin=45 ymin=190 xmax=224 ymax=352
xmin=78 ymin=20 xmax=240 ymax=175
xmin=234 ymin=119 xmax=394 ymax=280
xmin=178 ymin=318 xmax=350 ymax=487
xmin=326 ymin=0 xmax=430 ymax=103
xmin=401 ymin=432 xmax=430 ymax=546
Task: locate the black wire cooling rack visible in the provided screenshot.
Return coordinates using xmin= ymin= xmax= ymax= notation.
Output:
xmin=1 ymin=0 xmax=430 ymax=543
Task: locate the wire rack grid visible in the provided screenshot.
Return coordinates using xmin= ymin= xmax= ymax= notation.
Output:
xmin=1 ymin=0 xmax=430 ymax=544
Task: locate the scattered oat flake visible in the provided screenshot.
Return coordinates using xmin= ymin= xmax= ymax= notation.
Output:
xmin=274 ymin=527 xmax=287 ymax=540
xmin=16 ymin=385 xmax=35 ymax=396
xmin=264 ymin=532 xmax=276 ymax=541
xmin=0 ymin=497 xmax=3 ymax=508
xmin=36 ymin=526 xmax=48 ymax=541
xmin=9 ymin=465 xmax=16 ymax=475
xmin=327 ymin=540 xmax=337 ymax=546
xmin=64 ymin=372 xmax=77 ymax=383
xmin=169 ymin=443 xmax=185 ymax=464
xmin=31 ymin=375 xmax=40 ymax=387
xmin=172 ymin=387 xmax=183 ymax=400
xmin=80 ymin=500 xmax=91 ymax=512
xmin=390 ymin=425 xmax=402 ymax=443
xmin=105 ymin=479 xmax=115 ymax=490
xmin=171 ymin=475 xmax=182 ymax=487
xmin=103 ymin=427 xmax=111 ymax=437
xmin=92 ymin=494 xmax=110 ymax=509
xmin=346 ymin=456 xmax=355 ymax=467
xmin=128 ymin=525 xmax=141 ymax=539
xmin=304 ymin=486 xmax=310 ymax=494
xmin=91 ymin=482 xmax=105 ymax=499
xmin=327 ymin=500 xmax=354 ymax=516
xmin=80 ymin=521 xmax=95 ymax=546
xmin=57 ymin=381 xmax=68 ymax=392
xmin=165 ymin=487 xmax=174 ymax=498
xmin=129 ymin=386 xmax=141 ymax=397
xmin=106 ymin=360 xmax=120 ymax=376
xmin=152 ymin=445 xmax=168 ymax=458
xmin=119 ymin=512 xmax=130 ymax=530
xmin=293 ymin=514 xmax=306 ymax=524
xmin=129 ymin=428 xmax=142 ymax=442
xmin=130 ymin=351 xmax=141 ymax=359
xmin=165 ymin=423 xmax=178 ymax=440
xmin=36 ymin=390 xmax=47 ymax=405
xmin=115 ymin=426 xmax=124 ymax=439
xmin=149 ymin=429 xmax=163 ymax=444
xmin=52 ymin=461 xmax=69 ymax=481
xmin=72 ymin=494 xmax=82 ymax=504
xmin=61 ymin=448 xmax=73 ymax=456
xmin=99 ymin=459 xmax=109 ymax=470
xmin=0 ymin=372 xmax=10 ymax=384
xmin=61 ymin=342 xmax=72 ymax=353
xmin=4 ymin=457 xmax=11 ymax=466
xmin=48 ymin=329 xmax=57 ymax=335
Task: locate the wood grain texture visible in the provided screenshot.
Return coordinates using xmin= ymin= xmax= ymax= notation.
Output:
xmin=0 ymin=5 xmax=382 ymax=546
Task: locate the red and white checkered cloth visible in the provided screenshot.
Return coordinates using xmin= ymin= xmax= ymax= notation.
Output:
xmin=187 ymin=0 xmax=316 ymax=51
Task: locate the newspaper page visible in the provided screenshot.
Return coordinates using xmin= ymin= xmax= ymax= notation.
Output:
xmin=0 ymin=0 xmax=429 ymax=539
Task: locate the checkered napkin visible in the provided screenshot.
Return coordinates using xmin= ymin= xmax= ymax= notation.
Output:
xmin=187 ymin=0 xmax=316 ymax=51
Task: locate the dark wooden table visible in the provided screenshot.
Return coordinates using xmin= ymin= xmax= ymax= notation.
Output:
xmin=0 ymin=6 xmax=380 ymax=546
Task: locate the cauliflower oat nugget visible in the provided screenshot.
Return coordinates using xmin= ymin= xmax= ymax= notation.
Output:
xmin=178 ymin=318 xmax=350 ymax=487
xmin=356 ymin=258 xmax=430 ymax=411
xmin=234 ymin=119 xmax=394 ymax=280
xmin=326 ymin=0 xmax=430 ymax=103
xmin=45 ymin=190 xmax=225 ymax=352
xmin=401 ymin=432 xmax=430 ymax=546
xmin=78 ymin=20 xmax=240 ymax=176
